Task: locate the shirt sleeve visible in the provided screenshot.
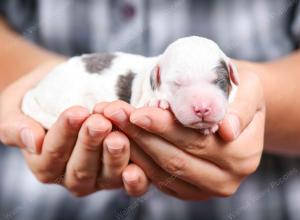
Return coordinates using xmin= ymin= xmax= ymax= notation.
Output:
xmin=292 ymin=1 xmax=300 ymax=44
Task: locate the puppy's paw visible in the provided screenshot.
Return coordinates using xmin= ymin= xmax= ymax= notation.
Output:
xmin=200 ymin=124 xmax=219 ymax=135
xmin=210 ymin=124 xmax=219 ymax=133
xmin=146 ymin=98 xmax=170 ymax=110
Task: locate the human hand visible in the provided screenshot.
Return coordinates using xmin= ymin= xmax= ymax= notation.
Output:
xmin=98 ymin=69 xmax=265 ymax=200
xmin=0 ymin=62 xmax=149 ymax=197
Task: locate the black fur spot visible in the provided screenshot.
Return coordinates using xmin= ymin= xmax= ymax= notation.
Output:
xmin=150 ymin=75 xmax=157 ymax=90
xmin=82 ymin=53 xmax=115 ymax=73
xmin=116 ymin=71 xmax=136 ymax=103
xmin=213 ymin=59 xmax=231 ymax=96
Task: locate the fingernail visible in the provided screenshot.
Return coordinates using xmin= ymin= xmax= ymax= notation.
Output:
xmin=130 ymin=116 xmax=151 ymax=128
xmin=20 ymin=128 xmax=36 ymax=153
xmin=228 ymin=114 xmax=240 ymax=139
xmin=68 ymin=113 xmax=88 ymax=127
xmin=88 ymin=127 xmax=107 ymax=137
xmin=123 ymin=171 xmax=139 ymax=185
xmin=107 ymin=110 xmax=127 ymax=123
xmin=105 ymin=141 xmax=124 ymax=155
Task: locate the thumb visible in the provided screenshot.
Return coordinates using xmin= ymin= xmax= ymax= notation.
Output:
xmin=0 ymin=114 xmax=46 ymax=154
xmin=218 ymin=72 xmax=264 ymax=141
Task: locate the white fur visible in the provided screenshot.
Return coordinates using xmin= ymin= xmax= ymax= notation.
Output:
xmin=22 ymin=36 xmax=238 ymax=131
xmin=22 ymin=53 xmax=158 ymax=128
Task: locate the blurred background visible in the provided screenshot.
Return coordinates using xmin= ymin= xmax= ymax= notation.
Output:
xmin=1 ymin=0 xmax=300 ymax=220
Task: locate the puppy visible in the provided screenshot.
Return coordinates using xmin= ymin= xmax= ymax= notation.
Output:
xmin=22 ymin=36 xmax=239 ymax=134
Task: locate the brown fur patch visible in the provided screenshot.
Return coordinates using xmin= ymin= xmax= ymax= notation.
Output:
xmin=82 ymin=53 xmax=115 ymax=73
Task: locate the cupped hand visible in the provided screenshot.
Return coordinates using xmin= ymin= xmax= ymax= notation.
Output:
xmin=98 ymin=69 xmax=265 ymax=200
xmin=0 ymin=61 xmax=149 ymax=197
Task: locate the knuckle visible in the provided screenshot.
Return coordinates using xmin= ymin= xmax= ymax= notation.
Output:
xmin=34 ymin=166 xmax=63 ymax=184
xmin=45 ymin=147 xmax=69 ymax=162
xmin=66 ymin=183 xmax=93 ymax=197
xmin=185 ymin=137 xmax=209 ymax=155
xmin=235 ymin=158 xmax=260 ymax=177
xmin=79 ymin=138 xmax=101 ymax=152
xmin=215 ymin=183 xmax=239 ymax=198
xmin=72 ymin=169 xmax=96 ymax=182
xmin=35 ymin=172 xmax=56 ymax=184
xmin=65 ymin=172 xmax=96 ymax=195
xmin=164 ymin=155 xmax=186 ymax=175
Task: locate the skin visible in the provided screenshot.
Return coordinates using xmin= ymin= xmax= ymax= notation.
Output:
xmin=0 ymin=18 xmax=149 ymax=197
xmin=95 ymin=69 xmax=265 ymax=199
xmin=1 ymin=17 xmax=300 ymax=198
xmin=236 ymin=54 xmax=300 ymax=155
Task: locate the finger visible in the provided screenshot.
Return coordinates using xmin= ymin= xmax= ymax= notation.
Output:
xmin=0 ymin=60 xmax=65 ymax=153
xmin=93 ymin=102 xmax=110 ymax=114
xmin=215 ymin=106 xmax=265 ymax=177
xmin=98 ymin=131 xmax=130 ymax=189
xmin=122 ymin=163 xmax=150 ymax=197
xmin=103 ymin=102 xmax=228 ymax=196
xmin=129 ymin=104 xmax=262 ymax=177
xmin=0 ymin=113 xmax=45 ymax=153
xmin=130 ymin=106 xmax=265 ymax=179
xmin=219 ymin=71 xmax=265 ymax=141
xmin=24 ymin=106 xmax=89 ymax=183
xmin=130 ymin=141 xmax=211 ymax=200
xmin=130 ymin=107 xmax=226 ymax=161
xmin=64 ymin=114 xmax=112 ymax=196
xmin=129 ymin=107 xmax=204 ymax=149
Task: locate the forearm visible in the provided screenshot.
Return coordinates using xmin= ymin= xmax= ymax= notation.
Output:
xmin=0 ymin=18 xmax=64 ymax=90
xmin=237 ymin=51 xmax=300 ymax=155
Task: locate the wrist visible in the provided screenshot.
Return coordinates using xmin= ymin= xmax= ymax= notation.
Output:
xmin=0 ymin=57 xmax=67 ymax=113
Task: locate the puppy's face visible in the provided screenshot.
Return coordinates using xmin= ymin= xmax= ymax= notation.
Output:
xmin=150 ymin=37 xmax=239 ymax=129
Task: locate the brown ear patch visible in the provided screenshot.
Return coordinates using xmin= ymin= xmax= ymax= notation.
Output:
xmin=82 ymin=53 xmax=115 ymax=73
xmin=116 ymin=71 xmax=136 ymax=103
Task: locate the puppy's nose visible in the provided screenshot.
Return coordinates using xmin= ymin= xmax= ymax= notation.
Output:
xmin=193 ymin=104 xmax=211 ymax=117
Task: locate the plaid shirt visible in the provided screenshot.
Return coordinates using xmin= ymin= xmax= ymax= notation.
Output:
xmin=1 ymin=0 xmax=300 ymax=220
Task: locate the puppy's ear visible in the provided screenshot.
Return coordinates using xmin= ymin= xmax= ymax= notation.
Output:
xmin=150 ymin=65 xmax=161 ymax=90
xmin=227 ymin=59 xmax=240 ymax=86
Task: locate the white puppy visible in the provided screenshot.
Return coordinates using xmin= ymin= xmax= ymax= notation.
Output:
xmin=22 ymin=36 xmax=239 ymax=134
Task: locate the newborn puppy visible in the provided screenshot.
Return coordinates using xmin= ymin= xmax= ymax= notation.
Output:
xmin=22 ymin=36 xmax=239 ymax=134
